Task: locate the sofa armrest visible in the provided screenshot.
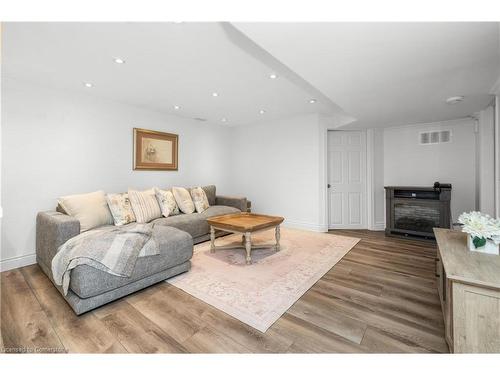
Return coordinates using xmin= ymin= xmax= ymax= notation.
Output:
xmin=215 ymin=195 xmax=248 ymax=212
xmin=36 ymin=211 xmax=80 ymax=271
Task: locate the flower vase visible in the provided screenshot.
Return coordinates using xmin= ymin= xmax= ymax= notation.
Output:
xmin=467 ymin=235 xmax=499 ymax=255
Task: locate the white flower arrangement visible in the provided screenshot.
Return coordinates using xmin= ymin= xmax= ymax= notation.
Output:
xmin=457 ymin=211 xmax=500 ymax=248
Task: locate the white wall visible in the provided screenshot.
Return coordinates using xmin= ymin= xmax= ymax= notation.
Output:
xmin=370 ymin=128 xmax=385 ymax=229
xmin=1 ymin=78 xmax=233 ymax=270
xmin=227 ymin=114 xmax=325 ymax=231
xmin=478 ymin=104 xmax=496 ymax=216
xmin=496 ymin=96 xmax=500 ymax=217
xmin=0 ymin=25 xmax=3 ymax=260
xmin=383 ymin=118 xmax=477 ymax=222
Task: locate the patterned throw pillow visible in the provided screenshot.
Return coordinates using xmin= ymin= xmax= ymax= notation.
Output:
xmin=190 ymin=186 xmax=210 ymax=213
xmin=128 ymin=188 xmax=162 ymax=223
xmin=106 ymin=193 xmax=136 ymax=226
xmin=172 ymin=186 xmax=195 ymax=214
xmin=154 ymin=188 xmax=180 ymax=217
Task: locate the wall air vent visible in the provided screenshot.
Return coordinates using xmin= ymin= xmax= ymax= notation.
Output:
xmin=419 ymin=130 xmax=451 ymax=145
xmin=440 ymin=130 xmax=451 ymax=143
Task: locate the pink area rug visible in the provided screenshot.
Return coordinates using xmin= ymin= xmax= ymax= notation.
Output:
xmin=167 ymin=227 xmax=360 ymax=332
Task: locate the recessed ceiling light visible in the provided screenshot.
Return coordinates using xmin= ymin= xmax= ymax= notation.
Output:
xmin=221 ymin=118 xmax=227 ymax=122
xmin=446 ymin=96 xmax=464 ymax=104
xmin=259 ymin=109 xmax=266 ymax=114
xmin=84 ymin=82 xmax=93 ymax=88
xmin=173 ymin=21 xmax=184 ymax=24
xmin=269 ymin=73 xmax=278 ymax=79
xmin=309 ymin=99 xmax=317 ymax=104
xmin=114 ymin=57 xmax=125 ymax=64
xmin=212 ymin=92 xmax=219 ymax=97
xmin=173 ymin=105 xmax=180 ymax=110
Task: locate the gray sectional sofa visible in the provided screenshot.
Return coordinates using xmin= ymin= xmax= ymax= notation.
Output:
xmin=36 ymin=185 xmax=247 ymax=315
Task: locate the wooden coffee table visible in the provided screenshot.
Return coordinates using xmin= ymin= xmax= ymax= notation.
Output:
xmin=207 ymin=213 xmax=285 ymax=264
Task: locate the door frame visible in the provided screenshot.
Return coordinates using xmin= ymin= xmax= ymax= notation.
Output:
xmin=318 ymin=124 xmax=376 ymax=232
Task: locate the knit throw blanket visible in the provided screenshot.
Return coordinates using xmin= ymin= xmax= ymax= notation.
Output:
xmin=51 ymin=223 xmax=159 ymax=295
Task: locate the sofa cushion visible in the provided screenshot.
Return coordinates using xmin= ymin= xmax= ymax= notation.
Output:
xmin=106 ymin=192 xmax=136 ymax=226
xmin=152 ymin=212 xmax=208 ymax=238
xmin=191 ymin=186 xmax=210 ymax=213
xmin=172 ymin=187 xmax=195 ymax=214
xmin=201 ymin=205 xmax=240 ymax=218
xmin=201 ymin=185 xmax=216 ymax=206
xmin=154 ymin=188 xmax=180 ymax=217
xmin=128 ymin=188 xmax=162 ymax=223
xmin=152 ymin=205 xmax=240 ymax=239
xmin=58 ymin=190 xmax=114 ymax=232
xmin=69 ymin=226 xmax=193 ymax=299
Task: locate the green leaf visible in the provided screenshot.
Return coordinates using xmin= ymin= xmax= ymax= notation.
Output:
xmin=473 ymin=236 xmax=487 ymax=248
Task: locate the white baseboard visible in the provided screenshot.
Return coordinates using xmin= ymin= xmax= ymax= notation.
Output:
xmin=329 ymin=224 xmax=366 ymax=230
xmin=0 ymin=253 xmax=37 ymax=272
xmin=370 ymin=222 xmax=386 ymax=231
xmin=286 ymin=220 xmax=385 ymax=232
xmin=283 ymin=220 xmax=328 ymax=232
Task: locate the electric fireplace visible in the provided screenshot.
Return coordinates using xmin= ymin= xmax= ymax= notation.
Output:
xmin=385 ymin=184 xmax=451 ymax=240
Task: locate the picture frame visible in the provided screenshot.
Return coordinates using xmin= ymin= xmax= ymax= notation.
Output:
xmin=133 ymin=128 xmax=178 ymax=170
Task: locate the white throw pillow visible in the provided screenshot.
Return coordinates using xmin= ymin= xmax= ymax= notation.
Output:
xmin=190 ymin=186 xmax=210 ymax=213
xmin=128 ymin=188 xmax=162 ymax=223
xmin=106 ymin=192 xmax=136 ymax=226
xmin=172 ymin=186 xmax=195 ymax=214
xmin=58 ymin=190 xmax=114 ymax=232
xmin=154 ymin=188 xmax=180 ymax=217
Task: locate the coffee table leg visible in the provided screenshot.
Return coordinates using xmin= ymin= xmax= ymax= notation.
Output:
xmin=210 ymin=226 xmax=215 ymax=253
xmin=245 ymin=232 xmax=252 ymax=264
xmin=275 ymin=225 xmax=281 ymax=251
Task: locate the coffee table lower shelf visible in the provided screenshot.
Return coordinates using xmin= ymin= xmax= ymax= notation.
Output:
xmin=209 ymin=225 xmax=281 ymax=264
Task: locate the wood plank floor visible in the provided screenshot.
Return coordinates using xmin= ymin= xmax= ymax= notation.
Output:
xmin=0 ymin=230 xmax=448 ymax=353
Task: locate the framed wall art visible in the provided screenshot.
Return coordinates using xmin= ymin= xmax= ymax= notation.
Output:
xmin=133 ymin=128 xmax=178 ymax=170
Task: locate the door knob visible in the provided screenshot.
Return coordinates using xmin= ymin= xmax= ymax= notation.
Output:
xmin=327 ymin=184 xmax=331 ymax=188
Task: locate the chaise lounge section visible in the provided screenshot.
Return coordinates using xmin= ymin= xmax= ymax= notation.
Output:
xmin=36 ymin=185 xmax=247 ymax=315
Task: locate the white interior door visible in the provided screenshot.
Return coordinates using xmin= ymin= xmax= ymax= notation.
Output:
xmin=328 ymin=131 xmax=367 ymax=229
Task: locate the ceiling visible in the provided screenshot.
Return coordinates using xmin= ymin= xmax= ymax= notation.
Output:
xmin=3 ymin=22 xmax=500 ymax=128
xmin=2 ymin=22 xmax=336 ymax=126
xmin=235 ymin=22 xmax=500 ymax=128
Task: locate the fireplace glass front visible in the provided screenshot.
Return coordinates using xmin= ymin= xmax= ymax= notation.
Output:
xmin=394 ymin=202 xmax=441 ymax=234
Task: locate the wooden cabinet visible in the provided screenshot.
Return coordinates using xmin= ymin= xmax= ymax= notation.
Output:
xmin=434 ymin=229 xmax=500 ymax=353
xmin=435 ymin=253 xmax=454 ymax=349
xmin=435 ymin=249 xmax=443 ymax=300
xmin=453 ymin=283 xmax=500 ymax=352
